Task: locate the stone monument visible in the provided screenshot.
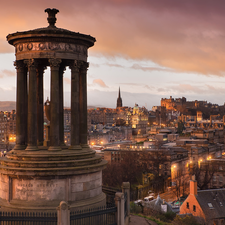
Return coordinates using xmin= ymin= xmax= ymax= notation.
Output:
xmin=0 ymin=8 xmax=107 ymax=211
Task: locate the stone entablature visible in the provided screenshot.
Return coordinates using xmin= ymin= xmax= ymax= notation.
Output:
xmin=14 ymin=42 xmax=88 ymax=61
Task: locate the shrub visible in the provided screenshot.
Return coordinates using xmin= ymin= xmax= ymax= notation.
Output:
xmin=130 ymin=202 xmax=143 ymax=214
xmin=173 ymin=215 xmax=202 ymax=225
xmin=156 ymin=212 xmax=176 ymax=222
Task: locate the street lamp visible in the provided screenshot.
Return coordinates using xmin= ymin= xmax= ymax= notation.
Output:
xmin=198 ymin=158 xmax=202 ymax=167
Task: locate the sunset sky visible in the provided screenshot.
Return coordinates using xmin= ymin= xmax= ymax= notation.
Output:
xmin=1 ymin=0 xmax=225 ymax=109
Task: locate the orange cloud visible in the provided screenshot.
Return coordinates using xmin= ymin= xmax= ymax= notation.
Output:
xmin=1 ymin=0 xmax=225 ymax=75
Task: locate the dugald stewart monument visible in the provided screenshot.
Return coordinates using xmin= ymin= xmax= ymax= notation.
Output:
xmin=0 ymin=8 xmax=107 ymax=211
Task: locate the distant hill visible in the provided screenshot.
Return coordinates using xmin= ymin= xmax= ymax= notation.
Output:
xmin=0 ymin=102 xmax=102 ymax=112
xmin=0 ymin=101 xmax=16 ymax=112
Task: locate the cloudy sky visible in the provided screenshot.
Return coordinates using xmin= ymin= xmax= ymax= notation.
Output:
xmin=1 ymin=0 xmax=225 ymax=109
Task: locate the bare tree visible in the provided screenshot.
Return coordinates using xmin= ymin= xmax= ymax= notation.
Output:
xmin=191 ymin=162 xmax=215 ymax=190
xmin=172 ymin=165 xmax=190 ymax=199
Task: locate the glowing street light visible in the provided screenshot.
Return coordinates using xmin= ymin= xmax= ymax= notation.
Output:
xmin=198 ymin=158 xmax=203 ymax=167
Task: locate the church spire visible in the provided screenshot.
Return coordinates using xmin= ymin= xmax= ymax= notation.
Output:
xmin=116 ymin=87 xmax=123 ymax=108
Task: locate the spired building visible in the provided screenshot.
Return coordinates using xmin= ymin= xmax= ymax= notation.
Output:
xmin=116 ymin=87 xmax=123 ymax=108
xmin=0 ymin=8 xmax=107 ymax=211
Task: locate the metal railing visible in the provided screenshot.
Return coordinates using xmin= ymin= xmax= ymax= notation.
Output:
xmin=70 ymin=205 xmax=117 ymax=225
xmin=0 ymin=211 xmax=57 ymax=224
xmin=124 ymin=192 xmax=128 ymax=219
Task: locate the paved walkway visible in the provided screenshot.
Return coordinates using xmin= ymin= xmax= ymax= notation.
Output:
xmin=129 ymin=215 xmax=158 ymax=225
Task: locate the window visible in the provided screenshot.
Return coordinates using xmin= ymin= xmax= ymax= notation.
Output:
xmin=193 ymin=205 xmax=196 ymax=212
xmin=186 ymin=202 xmax=189 ymax=209
xmin=208 ymin=203 xmax=214 ymax=209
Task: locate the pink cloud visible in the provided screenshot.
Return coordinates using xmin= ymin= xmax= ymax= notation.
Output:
xmin=2 ymin=70 xmax=15 ymax=77
xmin=93 ymin=79 xmax=108 ymax=88
xmin=1 ymin=0 xmax=225 ymax=75
xmin=63 ymin=77 xmax=70 ymax=84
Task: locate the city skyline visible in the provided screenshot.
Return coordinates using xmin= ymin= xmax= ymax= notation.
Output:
xmin=1 ymin=1 xmax=225 ymax=109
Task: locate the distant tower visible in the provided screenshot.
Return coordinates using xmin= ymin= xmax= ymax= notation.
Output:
xmin=117 ymin=87 xmax=123 ymax=108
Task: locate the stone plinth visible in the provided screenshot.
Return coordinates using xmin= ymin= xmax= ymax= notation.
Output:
xmin=0 ymin=149 xmax=107 ymax=211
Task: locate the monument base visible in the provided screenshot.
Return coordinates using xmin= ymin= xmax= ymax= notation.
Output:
xmin=0 ymin=147 xmax=107 ymax=211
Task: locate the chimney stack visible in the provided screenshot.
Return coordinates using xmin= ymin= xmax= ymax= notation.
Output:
xmin=190 ymin=175 xmax=197 ymax=196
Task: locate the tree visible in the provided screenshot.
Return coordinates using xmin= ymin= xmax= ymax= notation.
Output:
xmin=103 ymin=151 xmax=143 ymax=187
xmin=177 ymin=120 xmax=185 ymax=134
xmin=191 ymin=162 xmax=215 ymax=190
xmin=102 ymin=147 xmax=170 ymax=193
xmin=115 ymin=118 xmax=126 ymax=126
xmin=172 ymin=164 xmax=190 ymax=199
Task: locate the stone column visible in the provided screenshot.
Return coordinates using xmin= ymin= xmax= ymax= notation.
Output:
xmin=59 ymin=64 xmax=66 ymax=146
xmin=49 ymin=58 xmax=62 ymax=151
xmin=122 ymin=182 xmax=130 ymax=222
xmin=79 ymin=62 xmax=89 ymax=148
xmin=37 ymin=64 xmax=46 ymax=146
xmin=57 ymin=201 xmax=70 ymax=225
xmin=24 ymin=59 xmax=38 ymax=151
xmin=13 ymin=60 xmax=27 ymax=150
xmin=69 ymin=60 xmax=82 ymax=150
xmin=115 ymin=192 xmax=125 ymax=225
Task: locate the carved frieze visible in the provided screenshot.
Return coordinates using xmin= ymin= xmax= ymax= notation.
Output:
xmin=27 ymin=43 xmax=33 ymax=50
xmin=16 ymin=42 xmax=88 ymax=56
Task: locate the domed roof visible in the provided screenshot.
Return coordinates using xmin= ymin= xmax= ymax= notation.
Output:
xmin=7 ymin=8 xmax=95 ymax=47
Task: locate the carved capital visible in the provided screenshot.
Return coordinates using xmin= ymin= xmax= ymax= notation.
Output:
xmin=69 ymin=60 xmax=83 ymax=72
xmin=49 ymin=58 xmax=62 ymax=69
xmin=82 ymin=62 xmax=89 ymax=70
xmin=24 ymin=59 xmax=38 ymax=71
xmin=14 ymin=60 xmax=26 ymax=72
xmin=80 ymin=61 xmax=89 ymax=73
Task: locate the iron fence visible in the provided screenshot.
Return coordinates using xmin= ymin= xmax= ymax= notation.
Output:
xmin=0 ymin=211 xmax=57 ymax=224
xmin=70 ymin=205 xmax=117 ymax=225
xmin=124 ymin=192 xmax=127 ymax=219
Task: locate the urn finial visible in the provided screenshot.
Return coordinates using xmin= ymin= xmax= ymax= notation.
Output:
xmin=45 ymin=8 xmax=59 ymax=28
